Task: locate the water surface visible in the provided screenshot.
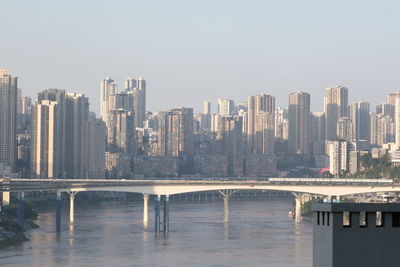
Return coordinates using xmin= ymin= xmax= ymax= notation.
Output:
xmin=0 ymin=198 xmax=312 ymax=267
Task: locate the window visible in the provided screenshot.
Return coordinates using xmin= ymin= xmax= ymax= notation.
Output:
xmin=392 ymin=212 xmax=400 ymax=227
xmin=376 ymin=211 xmax=384 ymax=227
xmin=343 ymin=211 xmax=351 ymax=227
xmin=317 ymin=212 xmax=320 ymax=225
xmin=327 ymin=212 xmax=330 ymax=226
xmin=360 ymin=212 xmax=367 ymax=227
xmin=322 ymin=212 xmax=325 ymax=225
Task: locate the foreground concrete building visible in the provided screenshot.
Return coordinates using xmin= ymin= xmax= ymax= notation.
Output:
xmin=312 ymin=203 xmax=400 ymax=267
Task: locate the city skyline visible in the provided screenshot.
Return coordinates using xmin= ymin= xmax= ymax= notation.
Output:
xmin=4 ymin=66 xmax=400 ymax=179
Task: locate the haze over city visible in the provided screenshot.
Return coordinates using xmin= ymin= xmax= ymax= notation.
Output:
xmin=3 ymin=2 xmax=400 ymax=267
xmin=2 ymin=0 xmax=400 ymax=112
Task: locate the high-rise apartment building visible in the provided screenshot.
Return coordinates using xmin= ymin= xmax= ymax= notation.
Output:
xmin=157 ymin=108 xmax=194 ymax=157
xmin=311 ymin=112 xmax=327 ymax=166
xmin=203 ymin=101 xmax=211 ymax=115
xmin=31 ymin=100 xmax=63 ymax=178
xmin=65 ymin=93 xmax=89 ymax=178
xmin=274 ymin=107 xmax=288 ymax=140
xmin=107 ymin=109 xmax=136 ymax=155
xmin=336 ymin=117 xmax=353 ymax=142
xmin=100 ymin=77 xmax=118 ymax=124
xmin=387 ymin=92 xmax=399 ymax=120
xmin=288 ymin=91 xmax=310 ymax=155
xmin=0 ymin=69 xmax=17 ymax=172
xmin=36 ymin=89 xmax=66 ymax=177
xmin=215 ymin=115 xmax=244 ymax=176
xmin=254 ymin=111 xmax=275 ymax=154
xmin=247 ymin=94 xmax=275 ymax=154
xmin=370 ymin=113 xmax=394 ymax=146
xmin=108 ymin=92 xmax=132 ymax=111
xmin=395 ymin=94 xmax=400 ymax=149
xmin=324 ymin=86 xmax=348 ymax=140
xmin=16 ymin=95 xmax=32 ymax=134
xmin=85 ymin=113 xmax=106 ymax=178
xmin=127 ymin=77 xmax=146 ymax=128
xmin=327 ymin=140 xmax=353 ymax=177
xmin=217 ymin=98 xmax=235 ymax=116
xmin=350 ymin=101 xmax=370 ymax=142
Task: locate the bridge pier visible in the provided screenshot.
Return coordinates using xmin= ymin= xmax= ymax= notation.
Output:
xmin=143 ymin=193 xmax=150 ymax=227
xmin=292 ymin=193 xmax=304 ymax=223
xmin=294 ymin=196 xmax=302 ymax=223
xmin=68 ymin=192 xmax=78 ymax=224
xmin=155 ymin=195 xmax=170 ymax=233
xmin=17 ymin=192 xmax=25 ymax=230
xmin=56 ymin=191 xmax=62 ymax=233
xmin=155 ymin=195 xmax=161 ymax=233
xmin=163 ymin=195 xmax=169 ymax=233
xmin=219 ymin=190 xmax=237 ymax=222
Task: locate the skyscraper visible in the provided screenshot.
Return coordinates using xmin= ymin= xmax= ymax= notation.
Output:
xmin=85 ymin=113 xmax=106 ymax=178
xmin=247 ymin=94 xmax=275 ymax=154
xmin=200 ymin=101 xmax=212 ymax=130
xmin=65 ymin=93 xmax=89 ymax=178
xmin=0 ymin=69 xmax=17 ymax=172
xmin=107 ymin=109 xmax=136 ymax=155
xmin=288 ymin=91 xmax=310 ymax=155
xmin=126 ymin=77 xmax=146 ymax=128
xmin=324 ymin=86 xmax=349 ymax=140
xmin=336 ymin=117 xmax=353 ymax=142
xmin=32 ymin=100 xmax=63 ymax=178
xmin=349 ymin=101 xmax=370 ymax=142
xmin=395 ymin=94 xmax=400 ymax=149
xmin=100 ymin=77 xmax=118 ymax=124
xmin=217 ymin=98 xmax=235 ymax=116
xmin=254 ymin=111 xmax=275 ymax=154
xmin=36 ymin=88 xmax=66 ymax=177
xmin=157 ymin=108 xmax=194 ymax=157
xmin=203 ymin=101 xmax=211 ymax=115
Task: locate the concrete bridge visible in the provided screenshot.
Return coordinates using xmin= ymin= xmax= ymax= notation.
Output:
xmin=2 ymin=178 xmax=400 ymax=233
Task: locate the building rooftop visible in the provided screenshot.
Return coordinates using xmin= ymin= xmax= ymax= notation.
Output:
xmin=311 ymin=203 xmax=400 ymax=212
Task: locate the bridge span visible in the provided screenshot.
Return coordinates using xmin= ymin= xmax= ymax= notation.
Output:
xmin=2 ymin=178 xmax=400 ymax=233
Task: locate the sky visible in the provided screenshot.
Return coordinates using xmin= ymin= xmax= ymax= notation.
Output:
xmin=2 ymin=0 xmax=400 ymax=114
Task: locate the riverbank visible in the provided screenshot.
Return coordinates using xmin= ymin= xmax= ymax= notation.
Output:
xmin=0 ymin=203 xmax=38 ymax=249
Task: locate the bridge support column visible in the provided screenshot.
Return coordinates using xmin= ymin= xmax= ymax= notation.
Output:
xmin=295 ymin=197 xmax=302 ymax=223
xmin=163 ymin=195 xmax=169 ymax=233
xmin=155 ymin=195 xmax=161 ymax=233
xmin=2 ymin=191 xmax=10 ymax=205
xmin=17 ymin=192 xmax=25 ymax=230
xmin=143 ymin=193 xmax=150 ymax=227
xmin=56 ymin=191 xmax=62 ymax=233
xmin=68 ymin=192 xmax=78 ymax=224
xmin=292 ymin=193 xmax=303 ymax=223
xmin=219 ymin=190 xmax=237 ymax=223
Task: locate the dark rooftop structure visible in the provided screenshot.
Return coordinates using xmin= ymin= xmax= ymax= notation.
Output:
xmin=312 ymin=203 xmax=400 ymax=267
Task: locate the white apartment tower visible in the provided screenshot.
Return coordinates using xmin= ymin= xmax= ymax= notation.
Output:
xmin=247 ymin=94 xmax=275 ymax=154
xmin=217 ymin=98 xmax=235 ymax=116
xmin=126 ymin=77 xmax=146 ymax=128
xmin=32 ymin=100 xmax=63 ymax=178
xmin=324 ymin=86 xmax=349 ymax=140
xmin=100 ymin=77 xmax=118 ymax=125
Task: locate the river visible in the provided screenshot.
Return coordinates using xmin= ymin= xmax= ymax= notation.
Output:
xmin=0 ymin=197 xmax=312 ymax=266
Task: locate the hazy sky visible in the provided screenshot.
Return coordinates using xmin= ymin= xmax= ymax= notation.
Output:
xmin=2 ymin=0 xmax=400 ymax=114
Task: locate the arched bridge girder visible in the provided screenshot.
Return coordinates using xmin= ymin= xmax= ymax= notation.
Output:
xmin=58 ymin=184 xmax=400 ymax=197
